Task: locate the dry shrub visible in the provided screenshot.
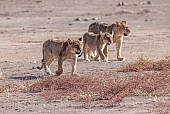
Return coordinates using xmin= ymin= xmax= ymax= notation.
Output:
xmin=118 ymin=57 xmax=170 ymax=72
xmin=0 ymin=81 xmax=33 ymax=93
xmin=0 ymin=84 xmax=20 ymax=93
xmin=30 ymin=71 xmax=170 ymax=103
xmin=30 ymin=76 xmax=127 ymax=102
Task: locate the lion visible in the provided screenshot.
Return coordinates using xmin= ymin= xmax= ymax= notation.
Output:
xmin=88 ymin=21 xmax=131 ymax=61
xmin=37 ymin=37 xmax=83 ymax=76
xmin=82 ymin=31 xmax=112 ymax=62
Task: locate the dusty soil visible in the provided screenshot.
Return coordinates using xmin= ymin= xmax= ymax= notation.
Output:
xmin=0 ymin=0 xmax=170 ymax=113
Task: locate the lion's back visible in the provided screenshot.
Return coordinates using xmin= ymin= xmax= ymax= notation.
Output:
xmin=88 ymin=22 xmax=108 ymax=34
xmin=43 ymin=39 xmax=63 ymax=57
xmin=83 ymin=32 xmax=98 ymax=49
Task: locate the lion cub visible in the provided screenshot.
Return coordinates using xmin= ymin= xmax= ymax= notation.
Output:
xmin=37 ymin=38 xmax=83 ymax=76
xmin=83 ymin=32 xmax=112 ymax=62
xmin=88 ymin=21 xmax=131 ymax=61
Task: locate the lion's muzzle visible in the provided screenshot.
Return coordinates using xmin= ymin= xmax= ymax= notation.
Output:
xmin=124 ymin=33 xmax=128 ymax=36
xmin=107 ymin=42 xmax=111 ymax=45
xmin=76 ymin=50 xmax=82 ymax=55
xmin=124 ymin=29 xmax=131 ymax=36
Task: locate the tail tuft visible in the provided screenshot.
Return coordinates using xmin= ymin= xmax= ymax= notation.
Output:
xmin=36 ymin=66 xmax=42 ymax=70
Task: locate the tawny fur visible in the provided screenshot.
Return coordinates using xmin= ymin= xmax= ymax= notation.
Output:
xmin=37 ymin=38 xmax=83 ymax=76
xmin=88 ymin=21 xmax=131 ymax=61
xmin=83 ymin=32 xmax=112 ymax=62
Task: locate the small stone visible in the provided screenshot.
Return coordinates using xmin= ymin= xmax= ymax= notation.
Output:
xmin=6 ymin=17 xmax=11 ymax=20
xmin=122 ymin=2 xmax=126 ymax=6
xmin=15 ymin=108 xmax=19 ymax=111
xmin=147 ymin=1 xmax=151 ymax=5
xmin=117 ymin=2 xmax=122 ymax=6
xmin=117 ymin=2 xmax=127 ymax=6
xmin=36 ymin=0 xmax=42 ymax=3
xmin=74 ymin=18 xmax=81 ymax=21
xmin=83 ymin=18 xmax=89 ymax=21
xmin=32 ymin=67 xmax=36 ymax=69
xmin=92 ymin=17 xmax=98 ymax=20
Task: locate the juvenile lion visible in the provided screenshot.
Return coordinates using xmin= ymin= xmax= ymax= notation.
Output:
xmin=88 ymin=21 xmax=131 ymax=61
xmin=37 ymin=38 xmax=83 ymax=76
xmin=82 ymin=32 xmax=112 ymax=62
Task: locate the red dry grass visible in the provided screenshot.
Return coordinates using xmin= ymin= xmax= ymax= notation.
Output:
xmin=0 ymin=84 xmax=20 ymax=93
xmin=30 ymin=76 xmax=127 ymax=101
xmin=30 ymin=71 xmax=170 ymax=103
xmin=118 ymin=57 xmax=170 ymax=72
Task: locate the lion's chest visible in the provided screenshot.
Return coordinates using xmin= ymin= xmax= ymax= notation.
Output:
xmin=113 ymin=35 xmax=124 ymax=43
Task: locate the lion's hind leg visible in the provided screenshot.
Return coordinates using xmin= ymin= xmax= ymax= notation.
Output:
xmin=83 ymin=46 xmax=90 ymax=62
xmin=90 ymin=50 xmax=97 ymax=59
xmin=56 ymin=56 xmax=64 ymax=76
xmin=46 ymin=56 xmax=55 ymax=75
xmin=42 ymin=51 xmax=54 ymax=75
xmin=96 ymin=45 xmax=108 ymax=62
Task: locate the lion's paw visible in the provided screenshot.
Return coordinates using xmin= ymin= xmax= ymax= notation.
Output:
xmin=101 ymin=59 xmax=108 ymax=62
xmin=71 ymin=73 xmax=79 ymax=76
xmin=56 ymin=71 xmax=63 ymax=76
xmin=117 ymin=57 xmax=125 ymax=61
xmin=85 ymin=59 xmax=90 ymax=62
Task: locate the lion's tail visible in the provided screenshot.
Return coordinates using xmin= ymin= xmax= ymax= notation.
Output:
xmin=36 ymin=65 xmax=43 ymax=70
xmin=36 ymin=48 xmax=46 ymax=70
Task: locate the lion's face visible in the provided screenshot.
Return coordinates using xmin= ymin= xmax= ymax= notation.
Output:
xmin=101 ymin=32 xmax=113 ymax=45
xmin=116 ymin=21 xmax=131 ymax=36
xmin=67 ymin=38 xmax=83 ymax=55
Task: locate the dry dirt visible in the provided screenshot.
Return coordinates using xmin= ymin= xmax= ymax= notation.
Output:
xmin=0 ymin=0 xmax=170 ymax=114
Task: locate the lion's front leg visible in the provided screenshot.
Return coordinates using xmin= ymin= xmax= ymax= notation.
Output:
xmin=96 ymin=45 xmax=108 ymax=62
xmin=56 ymin=56 xmax=64 ymax=76
xmin=71 ymin=57 xmax=78 ymax=76
xmin=103 ymin=45 xmax=108 ymax=61
xmin=116 ymin=40 xmax=125 ymax=61
xmin=94 ymin=53 xmax=100 ymax=61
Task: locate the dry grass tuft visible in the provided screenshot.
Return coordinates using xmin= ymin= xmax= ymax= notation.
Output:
xmin=30 ymin=76 xmax=126 ymax=102
xmin=118 ymin=57 xmax=170 ymax=72
xmin=1 ymin=57 xmax=170 ymax=108
xmin=30 ymin=71 xmax=170 ymax=103
xmin=0 ymin=84 xmax=20 ymax=93
xmin=0 ymin=81 xmax=33 ymax=93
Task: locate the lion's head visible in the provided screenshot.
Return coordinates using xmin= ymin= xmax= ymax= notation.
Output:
xmin=99 ymin=32 xmax=113 ymax=45
xmin=61 ymin=38 xmax=83 ymax=56
xmin=115 ymin=21 xmax=131 ymax=36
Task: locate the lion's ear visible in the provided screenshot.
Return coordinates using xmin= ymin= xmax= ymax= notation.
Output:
xmin=59 ymin=40 xmax=69 ymax=56
xmin=122 ymin=21 xmax=126 ymax=24
xmin=67 ymin=39 xmax=72 ymax=45
xmin=78 ymin=37 xmax=83 ymax=42
xmin=116 ymin=21 xmax=121 ymax=27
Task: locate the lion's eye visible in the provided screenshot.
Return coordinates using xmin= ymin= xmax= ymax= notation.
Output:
xmin=74 ymin=45 xmax=79 ymax=48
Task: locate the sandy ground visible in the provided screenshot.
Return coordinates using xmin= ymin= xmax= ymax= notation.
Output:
xmin=0 ymin=0 xmax=170 ymax=113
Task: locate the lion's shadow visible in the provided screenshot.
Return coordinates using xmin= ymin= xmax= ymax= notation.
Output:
xmin=9 ymin=75 xmax=42 ymax=80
